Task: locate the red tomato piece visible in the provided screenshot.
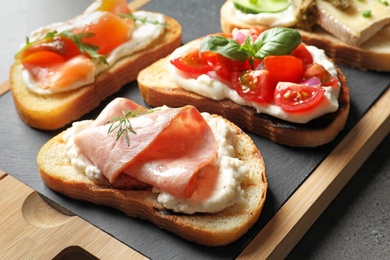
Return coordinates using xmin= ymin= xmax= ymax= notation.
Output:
xmin=274 ymin=82 xmax=325 ymax=112
xmin=233 ymin=70 xmax=276 ymax=103
xmin=304 ymin=63 xmax=339 ymax=87
xmin=290 ymin=43 xmax=313 ymax=66
xmin=212 ymin=54 xmax=251 ymax=82
xmin=170 ymin=49 xmax=215 ymax=75
xmin=264 ymin=55 xmax=304 ymax=83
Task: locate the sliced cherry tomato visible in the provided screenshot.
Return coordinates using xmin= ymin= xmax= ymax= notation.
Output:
xmin=304 ymin=63 xmax=339 ymax=87
xmin=212 ymin=54 xmax=251 ymax=82
xmin=264 ymin=55 xmax=304 ymax=83
xmin=233 ymin=70 xmax=276 ymax=103
xmin=170 ymin=49 xmax=215 ymax=75
xmin=290 ymin=43 xmax=313 ymax=66
xmin=170 ymin=49 xmax=249 ymax=80
xmin=274 ymin=82 xmax=325 ymax=112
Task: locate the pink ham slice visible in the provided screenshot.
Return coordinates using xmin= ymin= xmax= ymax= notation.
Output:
xmin=73 ymin=98 xmax=218 ymax=198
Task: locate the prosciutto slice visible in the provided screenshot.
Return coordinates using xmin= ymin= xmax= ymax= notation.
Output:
xmin=73 ymin=98 xmax=218 ymax=198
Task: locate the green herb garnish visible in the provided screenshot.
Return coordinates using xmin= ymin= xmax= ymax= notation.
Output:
xmin=59 ymin=30 xmax=107 ymax=64
xmin=15 ymin=32 xmax=56 ymax=58
xmin=104 ymin=108 xmax=153 ymax=146
xmin=120 ymin=13 xmax=168 ymax=27
xmin=199 ymin=27 xmax=302 ymax=69
xmin=374 ymin=0 xmax=389 ymax=6
xmin=362 ymin=10 xmax=372 ymax=18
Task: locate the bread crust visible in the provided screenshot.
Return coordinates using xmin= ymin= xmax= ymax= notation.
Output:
xmin=37 ymin=115 xmax=267 ymax=246
xmin=10 ymin=15 xmax=182 ymax=130
xmin=220 ymin=1 xmax=390 ymax=72
xmin=137 ymin=56 xmax=350 ymax=147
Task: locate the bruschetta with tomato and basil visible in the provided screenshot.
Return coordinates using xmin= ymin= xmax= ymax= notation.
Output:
xmin=138 ymin=27 xmax=350 ymax=147
xmin=10 ymin=0 xmax=182 ymax=130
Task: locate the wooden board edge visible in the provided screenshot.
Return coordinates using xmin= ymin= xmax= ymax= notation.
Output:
xmin=0 ymin=80 xmax=10 ymax=96
xmin=0 ymin=174 xmax=149 ymax=259
xmin=128 ymin=0 xmax=153 ymax=10
xmin=0 ymin=169 xmax=7 ymax=180
xmin=238 ymin=87 xmax=390 ymax=259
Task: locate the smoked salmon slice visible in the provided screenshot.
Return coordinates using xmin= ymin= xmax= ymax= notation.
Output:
xmin=17 ymin=0 xmax=134 ymax=91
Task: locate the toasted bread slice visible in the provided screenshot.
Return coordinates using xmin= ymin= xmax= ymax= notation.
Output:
xmin=37 ymin=114 xmax=267 ymax=246
xmin=10 ymin=15 xmax=182 ymax=130
xmin=137 ymin=56 xmax=350 ymax=147
xmin=220 ymin=0 xmax=390 ymax=72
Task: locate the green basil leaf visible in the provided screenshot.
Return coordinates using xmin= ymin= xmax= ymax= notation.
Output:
xmin=199 ymin=35 xmax=248 ymax=61
xmin=253 ymin=27 xmax=302 ymax=59
xmin=240 ymin=35 xmax=258 ymax=57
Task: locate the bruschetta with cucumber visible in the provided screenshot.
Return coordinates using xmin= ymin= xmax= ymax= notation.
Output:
xmin=220 ymin=0 xmax=390 ymax=72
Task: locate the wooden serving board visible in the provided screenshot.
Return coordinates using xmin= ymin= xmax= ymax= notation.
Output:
xmin=0 ymin=172 xmax=147 ymax=259
xmin=239 ymin=87 xmax=390 ymax=259
xmin=0 ymin=87 xmax=388 ymax=259
xmin=0 ymin=0 xmax=389 ymax=259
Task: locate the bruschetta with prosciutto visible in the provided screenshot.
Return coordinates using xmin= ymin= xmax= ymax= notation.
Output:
xmin=38 ymin=97 xmax=267 ymax=246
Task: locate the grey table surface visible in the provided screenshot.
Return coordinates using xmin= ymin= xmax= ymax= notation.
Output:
xmin=0 ymin=0 xmax=389 ymax=259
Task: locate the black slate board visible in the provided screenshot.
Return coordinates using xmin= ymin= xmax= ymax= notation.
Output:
xmin=0 ymin=0 xmax=389 ymax=259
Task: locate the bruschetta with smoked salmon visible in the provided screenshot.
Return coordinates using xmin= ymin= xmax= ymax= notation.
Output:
xmin=10 ymin=0 xmax=182 ymax=130
xmin=137 ymin=27 xmax=350 ymax=147
xmin=38 ymin=97 xmax=267 ymax=246
xmin=220 ymin=0 xmax=390 ymax=72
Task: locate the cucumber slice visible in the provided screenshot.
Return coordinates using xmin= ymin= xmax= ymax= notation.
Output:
xmin=233 ymin=0 xmax=291 ymax=14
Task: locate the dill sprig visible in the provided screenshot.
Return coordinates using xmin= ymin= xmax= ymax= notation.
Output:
xmin=104 ymin=108 xmax=152 ymax=146
xmin=120 ymin=13 xmax=168 ymax=27
xmin=59 ymin=30 xmax=108 ymax=64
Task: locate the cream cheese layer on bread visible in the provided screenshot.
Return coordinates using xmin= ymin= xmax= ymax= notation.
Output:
xmin=17 ymin=0 xmax=165 ymax=95
xmin=168 ymin=28 xmax=341 ymax=124
xmin=63 ymin=98 xmax=249 ymax=214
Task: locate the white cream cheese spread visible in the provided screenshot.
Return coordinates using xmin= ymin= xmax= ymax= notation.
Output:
xmin=63 ymin=120 xmax=101 ymax=180
xmin=21 ymin=11 xmax=165 ymax=95
xmin=168 ymin=39 xmax=341 ymax=124
xmin=63 ymin=110 xmax=247 ymax=214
